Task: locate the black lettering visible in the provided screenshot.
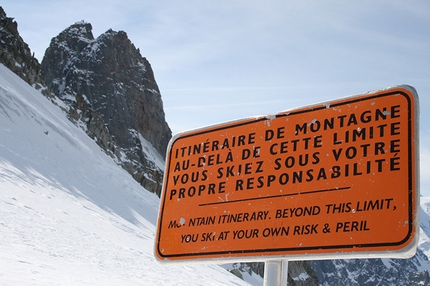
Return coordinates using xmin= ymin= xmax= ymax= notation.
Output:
xmin=256 ymin=161 xmax=264 ymax=173
xmin=390 ymin=139 xmax=400 ymax=152
xmin=169 ymin=189 xmax=177 ymax=200
xmin=391 ymin=122 xmax=401 ymax=135
xmin=391 ymin=105 xmax=401 ymax=118
xmin=375 ymin=142 xmax=385 ymax=155
xmin=236 ymin=179 xmax=243 ymax=191
xmin=390 ymin=157 xmax=401 ymax=171
xmin=265 ymin=129 xmax=274 ymax=141
xmin=332 ymin=148 xmax=342 ymax=161
xmin=295 ymin=123 xmax=307 ymax=135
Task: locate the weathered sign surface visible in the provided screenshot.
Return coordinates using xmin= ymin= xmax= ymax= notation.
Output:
xmin=155 ymin=85 xmax=419 ymax=262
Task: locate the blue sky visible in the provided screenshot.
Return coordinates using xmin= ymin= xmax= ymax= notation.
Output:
xmin=2 ymin=0 xmax=430 ymax=195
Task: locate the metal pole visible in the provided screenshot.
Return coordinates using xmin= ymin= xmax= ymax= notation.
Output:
xmin=264 ymin=260 xmax=288 ymax=286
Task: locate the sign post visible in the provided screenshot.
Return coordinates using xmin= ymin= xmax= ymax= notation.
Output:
xmin=264 ymin=260 xmax=288 ymax=285
xmin=154 ymin=86 xmax=419 ymax=278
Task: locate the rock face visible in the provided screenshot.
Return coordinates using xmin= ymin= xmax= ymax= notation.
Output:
xmin=231 ymin=261 xmax=319 ymax=285
xmin=1 ymin=11 xmax=171 ymax=195
xmin=308 ymin=248 xmax=430 ymax=285
xmin=288 ymin=261 xmax=319 ymax=286
xmin=40 ymin=22 xmax=171 ymax=195
xmin=0 ymin=7 xmax=43 ymax=89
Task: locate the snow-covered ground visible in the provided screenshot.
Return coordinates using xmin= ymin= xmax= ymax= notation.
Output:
xmin=0 ymin=64 xmax=250 ymax=285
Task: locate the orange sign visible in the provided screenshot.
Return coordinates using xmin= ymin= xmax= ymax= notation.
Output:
xmin=155 ymin=86 xmax=419 ymax=262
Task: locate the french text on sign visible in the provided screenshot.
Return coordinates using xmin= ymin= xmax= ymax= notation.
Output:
xmin=155 ymin=85 xmax=419 ymax=263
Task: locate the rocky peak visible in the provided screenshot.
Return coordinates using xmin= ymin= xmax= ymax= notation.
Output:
xmin=41 ymin=22 xmax=171 ymax=195
xmin=55 ymin=20 xmax=94 ymax=48
xmin=0 ymin=9 xmax=171 ymax=195
xmin=0 ymin=6 xmax=43 ymax=88
xmin=40 ymin=21 xmax=95 ymax=96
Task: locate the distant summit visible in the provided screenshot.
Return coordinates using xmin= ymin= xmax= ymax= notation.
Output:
xmin=40 ymin=21 xmax=171 ymax=195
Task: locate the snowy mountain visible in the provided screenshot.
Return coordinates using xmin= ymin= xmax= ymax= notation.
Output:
xmin=0 ymin=64 xmax=249 ymax=285
xmin=40 ymin=21 xmax=171 ymax=196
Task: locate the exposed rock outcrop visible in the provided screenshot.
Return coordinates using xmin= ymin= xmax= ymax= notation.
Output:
xmin=288 ymin=261 xmax=319 ymax=286
xmin=41 ymin=22 xmax=171 ymax=195
xmin=1 ymin=9 xmax=171 ymax=195
xmin=0 ymin=7 xmax=43 ymax=89
xmin=309 ymin=248 xmax=430 ymax=285
xmin=229 ymin=261 xmax=319 ymax=285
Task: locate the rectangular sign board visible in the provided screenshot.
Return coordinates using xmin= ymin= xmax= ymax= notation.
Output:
xmin=155 ymin=85 xmax=419 ymax=262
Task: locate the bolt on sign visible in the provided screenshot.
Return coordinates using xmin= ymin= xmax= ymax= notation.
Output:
xmin=154 ymin=85 xmax=419 ymax=262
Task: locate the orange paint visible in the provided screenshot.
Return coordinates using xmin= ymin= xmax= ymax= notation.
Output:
xmin=155 ymin=86 xmax=419 ymax=262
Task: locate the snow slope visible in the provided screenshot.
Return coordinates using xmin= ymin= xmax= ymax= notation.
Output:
xmin=0 ymin=64 xmax=249 ymax=285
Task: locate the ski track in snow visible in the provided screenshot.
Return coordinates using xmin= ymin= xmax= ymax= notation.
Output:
xmin=0 ymin=64 xmax=249 ymax=285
